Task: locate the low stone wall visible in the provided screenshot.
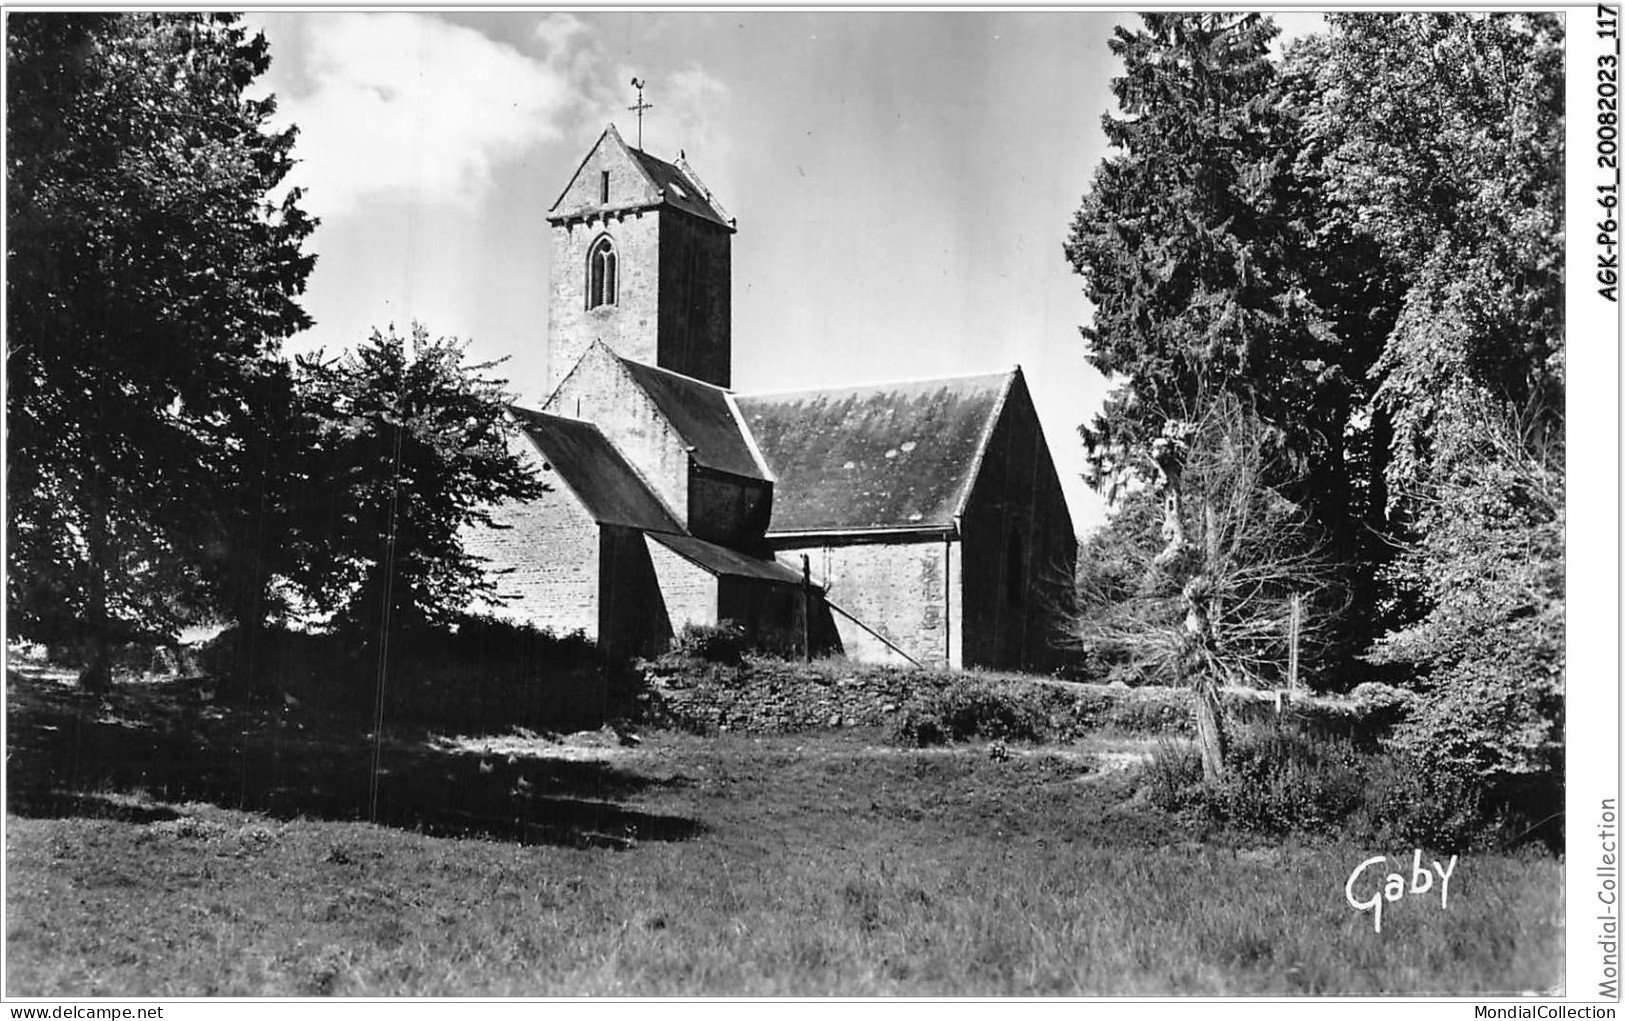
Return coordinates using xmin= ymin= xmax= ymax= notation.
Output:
xmin=639 ymin=656 xmax=1408 ymax=744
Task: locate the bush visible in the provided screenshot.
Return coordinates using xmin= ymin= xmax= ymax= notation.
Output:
xmin=1360 ymin=756 xmax=1486 ymax=852
xmin=1139 ymin=723 xmax=1370 ymax=836
xmin=890 ymin=677 xmax=1049 ymax=746
xmin=1359 ymin=753 xmax=1564 ymax=854
xmin=888 ymin=704 xmax=949 ymax=748
xmin=669 ymin=621 xmax=749 ymax=665
xmin=1142 ymin=739 xmax=1205 ymax=812
xmin=196 ymin=617 xmax=606 ymax=730
xmin=1212 ymin=726 xmax=1369 ymax=835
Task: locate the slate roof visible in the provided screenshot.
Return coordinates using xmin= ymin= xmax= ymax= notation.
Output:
xmin=735 ymin=372 xmax=1016 ymax=535
xmin=616 ymin=356 xmax=769 ymax=481
xmin=629 ymin=147 xmax=733 ymax=230
xmin=511 ymin=408 xmax=682 ymax=533
xmin=648 ymin=533 xmax=805 ymax=583
xmin=547 ymin=125 xmax=734 ymax=231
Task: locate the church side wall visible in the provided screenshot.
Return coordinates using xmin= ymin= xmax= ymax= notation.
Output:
xmin=646 ymin=540 xmax=719 ymax=633
xmin=776 ymin=540 xmax=959 ymax=668
xmin=958 ymin=379 xmax=1078 ymax=673
xmin=657 ymin=215 xmax=732 ymax=388
xmin=548 ymin=211 xmax=662 ymax=392
xmin=460 ymin=444 xmax=600 ymax=639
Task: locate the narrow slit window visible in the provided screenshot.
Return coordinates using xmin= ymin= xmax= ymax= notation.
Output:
xmin=587 ymin=235 xmax=617 ymax=309
xmin=600 ymin=170 xmax=610 ymax=205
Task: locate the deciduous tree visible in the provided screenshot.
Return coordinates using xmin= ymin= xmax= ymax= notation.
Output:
xmin=285 ymin=325 xmax=548 ymax=641
xmin=1073 ymin=395 xmax=1344 ymax=778
xmin=6 ymin=13 xmax=316 ymax=686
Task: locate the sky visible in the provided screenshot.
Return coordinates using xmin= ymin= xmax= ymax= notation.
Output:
xmin=246 ymin=10 xmax=1327 ymax=537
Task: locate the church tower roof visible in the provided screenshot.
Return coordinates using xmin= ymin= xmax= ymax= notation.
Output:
xmin=547 ymin=123 xmax=734 ymax=231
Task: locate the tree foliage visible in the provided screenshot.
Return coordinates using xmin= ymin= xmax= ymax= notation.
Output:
xmin=284 ymin=325 xmax=548 ymax=637
xmin=1291 ymin=13 xmax=1564 ymax=501
xmin=1294 ymin=14 xmax=1565 ymax=794
xmin=1063 ymin=14 xmax=1359 ymax=512
xmin=1068 ymin=13 xmax=1565 ymax=794
xmin=1367 ymin=392 xmax=1563 ymax=786
xmin=6 ymin=13 xmax=315 ymax=685
xmin=1064 ymin=13 xmax=1392 ymax=678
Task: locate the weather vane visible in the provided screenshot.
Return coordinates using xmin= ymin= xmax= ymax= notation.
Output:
xmin=628 ymin=77 xmax=652 ymax=150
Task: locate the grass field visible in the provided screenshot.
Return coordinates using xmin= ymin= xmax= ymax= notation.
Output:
xmin=5 ymin=666 xmax=1564 ymax=996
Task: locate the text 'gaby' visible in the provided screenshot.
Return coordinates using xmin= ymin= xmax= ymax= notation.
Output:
xmin=1345 ymin=850 xmax=1458 ymax=933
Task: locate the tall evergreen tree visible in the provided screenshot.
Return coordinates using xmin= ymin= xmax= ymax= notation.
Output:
xmin=7 ymin=13 xmax=317 ymax=686
xmin=1064 ymin=14 xmax=1353 ymax=507
xmin=1065 ymin=13 xmax=1391 ymax=687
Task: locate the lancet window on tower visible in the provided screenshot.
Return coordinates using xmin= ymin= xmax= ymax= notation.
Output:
xmin=587 ymin=235 xmax=617 ymax=309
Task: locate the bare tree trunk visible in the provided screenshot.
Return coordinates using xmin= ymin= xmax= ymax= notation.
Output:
xmin=1192 ymin=674 xmax=1226 ymax=781
xmin=1183 ymin=575 xmax=1227 ymax=780
xmin=1157 ymin=435 xmax=1229 ymax=780
xmin=79 ymin=461 xmax=113 ymax=692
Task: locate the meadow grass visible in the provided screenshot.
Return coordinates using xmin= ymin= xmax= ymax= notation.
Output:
xmin=5 ymin=668 xmax=1563 ymax=996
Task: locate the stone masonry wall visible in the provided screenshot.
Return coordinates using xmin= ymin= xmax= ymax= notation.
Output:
xmin=688 ymin=472 xmax=771 ymax=546
xmin=598 ymin=524 xmax=674 ymax=667
xmin=548 ymin=211 xmax=662 ymax=393
xmin=461 ymin=441 xmax=599 ymax=638
xmin=647 ymin=538 xmax=719 ymax=631
xmin=776 ymin=539 xmax=962 ymax=667
xmin=545 ymin=344 xmax=690 ymax=522
xmin=642 ymin=657 xmax=1404 ymax=744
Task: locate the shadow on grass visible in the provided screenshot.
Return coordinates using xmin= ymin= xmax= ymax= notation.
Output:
xmin=5 ymin=669 xmax=702 ymax=849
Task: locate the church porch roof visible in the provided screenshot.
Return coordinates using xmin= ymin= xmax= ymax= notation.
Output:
xmin=511 ymin=407 xmax=683 ymax=533
xmin=647 ymin=532 xmax=806 ymax=584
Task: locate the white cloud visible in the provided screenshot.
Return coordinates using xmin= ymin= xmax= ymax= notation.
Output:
xmin=664 ymin=64 xmax=732 ymax=156
xmin=259 ymin=13 xmax=579 ymax=219
xmin=249 ymin=12 xmax=737 ymax=221
xmin=533 ymin=13 xmax=589 ymax=57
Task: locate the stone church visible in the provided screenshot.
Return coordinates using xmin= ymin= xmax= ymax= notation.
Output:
xmin=466 ymin=124 xmax=1076 ymax=675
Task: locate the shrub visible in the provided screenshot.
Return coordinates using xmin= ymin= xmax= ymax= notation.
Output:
xmin=1212 ymin=726 xmax=1368 ymax=835
xmin=1361 ymin=755 xmax=1488 ymax=852
xmin=1141 ymin=738 xmax=1205 ymax=813
xmin=888 ymin=703 xmax=949 ymax=747
xmin=939 ymin=678 xmax=1048 ymax=742
xmin=1366 ymin=392 xmax=1563 ymax=834
xmin=669 ymin=621 xmax=748 ymax=665
xmin=889 ymin=677 xmax=1050 ymax=747
xmin=1139 ymin=723 xmax=1370 ymax=836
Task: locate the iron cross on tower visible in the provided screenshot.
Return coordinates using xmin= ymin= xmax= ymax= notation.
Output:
xmin=628 ymin=77 xmax=652 ymax=149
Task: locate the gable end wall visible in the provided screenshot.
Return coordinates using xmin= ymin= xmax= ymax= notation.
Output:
xmin=544 ymin=349 xmax=691 ymax=523
xmin=958 ymin=378 xmax=1077 ymax=672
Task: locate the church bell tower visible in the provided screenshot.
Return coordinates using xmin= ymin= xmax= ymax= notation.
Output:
xmin=545 ymin=123 xmax=735 ymax=393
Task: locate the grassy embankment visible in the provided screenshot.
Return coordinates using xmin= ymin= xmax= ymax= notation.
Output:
xmin=5 ymin=662 xmax=1563 ymax=996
